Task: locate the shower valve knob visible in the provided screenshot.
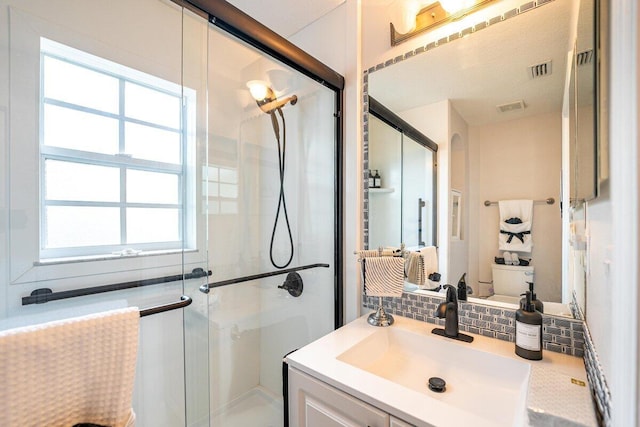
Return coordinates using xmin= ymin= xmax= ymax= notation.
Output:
xmin=278 ymin=272 xmax=303 ymax=297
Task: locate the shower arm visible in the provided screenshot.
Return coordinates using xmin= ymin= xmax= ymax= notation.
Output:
xmin=257 ymin=95 xmax=298 ymax=114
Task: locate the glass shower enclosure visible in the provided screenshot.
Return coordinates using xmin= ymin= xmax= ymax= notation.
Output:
xmin=0 ymin=0 xmax=343 ymax=426
xmin=198 ymin=18 xmax=341 ymax=427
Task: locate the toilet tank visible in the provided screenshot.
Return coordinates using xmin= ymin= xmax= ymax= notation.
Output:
xmin=491 ymin=264 xmax=534 ymax=297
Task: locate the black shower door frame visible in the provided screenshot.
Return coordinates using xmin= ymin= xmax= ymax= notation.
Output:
xmin=176 ymin=0 xmax=345 ymax=328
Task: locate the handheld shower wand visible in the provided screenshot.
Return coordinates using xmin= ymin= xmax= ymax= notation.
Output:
xmin=247 ymin=81 xmax=298 ymax=269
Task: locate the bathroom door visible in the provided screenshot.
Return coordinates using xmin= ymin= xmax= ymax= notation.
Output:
xmin=202 ymin=23 xmax=339 ymax=427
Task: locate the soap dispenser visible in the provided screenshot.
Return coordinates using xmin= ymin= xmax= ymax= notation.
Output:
xmin=373 ymin=170 xmax=381 ymax=188
xmin=368 ymin=170 xmax=375 ymax=188
xmin=515 ymin=291 xmax=543 ymax=360
xmin=520 ymin=282 xmax=544 ymax=313
xmin=457 ymin=273 xmax=467 ymax=301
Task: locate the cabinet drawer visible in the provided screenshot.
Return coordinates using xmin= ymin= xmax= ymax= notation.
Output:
xmin=390 ymin=416 xmax=415 ymax=427
xmin=288 ymin=367 xmax=389 ymax=427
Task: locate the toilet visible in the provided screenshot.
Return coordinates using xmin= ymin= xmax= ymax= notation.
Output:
xmin=488 ymin=263 xmax=534 ymax=304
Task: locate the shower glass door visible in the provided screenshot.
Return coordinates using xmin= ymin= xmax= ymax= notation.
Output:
xmin=2 ymin=1 xmax=211 ymax=426
xmin=203 ymin=24 xmax=338 ymax=427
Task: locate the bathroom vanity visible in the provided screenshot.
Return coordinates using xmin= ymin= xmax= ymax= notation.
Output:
xmin=286 ymin=315 xmax=597 ymax=427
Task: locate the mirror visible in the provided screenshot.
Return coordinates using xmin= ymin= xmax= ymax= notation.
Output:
xmin=364 ymin=0 xmax=596 ymax=318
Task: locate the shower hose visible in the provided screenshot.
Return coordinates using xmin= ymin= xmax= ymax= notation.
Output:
xmin=269 ymin=107 xmax=294 ymax=269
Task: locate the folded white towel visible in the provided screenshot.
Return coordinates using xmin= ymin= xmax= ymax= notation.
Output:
xmin=419 ymin=246 xmax=438 ymax=278
xmin=405 ymin=251 xmax=425 ymax=286
xmin=0 ymin=307 xmax=139 ymax=427
xmin=498 ymin=200 xmax=533 ymax=253
xmin=363 ymin=256 xmax=405 ymax=297
xmin=355 ymin=248 xmax=400 ymax=261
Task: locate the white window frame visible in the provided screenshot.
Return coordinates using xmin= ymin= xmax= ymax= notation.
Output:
xmin=38 ymin=38 xmax=196 ymax=261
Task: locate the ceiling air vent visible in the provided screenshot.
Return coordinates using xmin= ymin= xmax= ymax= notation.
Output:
xmin=496 ymin=100 xmax=526 ymax=113
xmin=528 ymin=60 xmax=552 ymax=78
xmin=577 ymin=49 xmax=594 ymax=66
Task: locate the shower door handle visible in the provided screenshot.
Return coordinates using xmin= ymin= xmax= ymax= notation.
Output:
xmin=418 ymin=198 xmax=426 ymax=246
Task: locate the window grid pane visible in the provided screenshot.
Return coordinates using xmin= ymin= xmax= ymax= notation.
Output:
xmin=44 ymin=159 xmax=121 ymax=203
xmin=45 ymin=206 xmax=121 ymax=249
xmin=43 ymin=55 xmax=119 ymax=114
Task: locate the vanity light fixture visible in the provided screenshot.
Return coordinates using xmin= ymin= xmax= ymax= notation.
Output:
xmin=390 ymin=0 xmax=498 ymax=46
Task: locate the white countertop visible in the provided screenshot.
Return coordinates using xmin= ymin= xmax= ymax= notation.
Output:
xmin=286 ymin=314 xmax=598 ymax=427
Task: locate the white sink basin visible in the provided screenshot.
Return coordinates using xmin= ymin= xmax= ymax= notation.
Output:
xmin=337 ymin=327 xmax=531 ymax=426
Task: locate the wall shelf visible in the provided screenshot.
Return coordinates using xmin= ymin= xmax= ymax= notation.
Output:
xmin=369 ymin=187 xmax=395 ymax=193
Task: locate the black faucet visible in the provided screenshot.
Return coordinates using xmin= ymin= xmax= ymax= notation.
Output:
xmin=432 ymin=284 xmax=474 ymax=343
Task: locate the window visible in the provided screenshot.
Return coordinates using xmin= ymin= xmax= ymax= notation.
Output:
xmin=39 ymin=38 xmax=193 ymax=260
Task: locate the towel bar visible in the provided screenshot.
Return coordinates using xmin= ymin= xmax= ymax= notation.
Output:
xmin=484 ymin=197 xmax=555 ymax=206
xmin=140 ymin=295 xmax=192 ymax=317
xmin=200 ymin=263 xmax=330 ymax=293
xmin=22 ymin=268 xmax=211 ymax=306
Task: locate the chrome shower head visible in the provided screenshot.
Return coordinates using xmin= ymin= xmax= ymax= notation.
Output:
xmin=247 ymin=80 xmax=297 ymax=114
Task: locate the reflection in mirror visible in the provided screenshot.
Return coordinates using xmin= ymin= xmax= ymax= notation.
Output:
xmin=402 ymin=134 xmax=436 ymax=248
xmin=366 ymin=97 xmax=437 ymax=251
xmin=364 ymin=0 xmax=596 ymax=318
xmin=451 ymin=190 xmax=461 ymax=241
xmin=571 ymin=0 xmax=597 ymax=204
xmin=368 ymin=114 xmax=402 ymax=248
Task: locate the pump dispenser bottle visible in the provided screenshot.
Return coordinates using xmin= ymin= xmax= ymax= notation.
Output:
xmin=515 ymin=291 xmax=543 ymax=360
xmin=520 ymin=282 xmax=544 ymax=313
xmin=457 ymin=273 xmax=467 ymax=301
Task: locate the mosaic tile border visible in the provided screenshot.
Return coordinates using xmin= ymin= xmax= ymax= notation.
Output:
xmin=577 ymin=303 xmax=610 ymax=426
xmin=363 ymin=291 xmax=585 ymax=357
xmin=362 ymin=0 xmax=555 ymax=249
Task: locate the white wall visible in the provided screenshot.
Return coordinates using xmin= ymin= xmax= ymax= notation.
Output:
xmin=585 ymin=1 xmax=639 ymax=424
xmin=468 ymin=112 xmax=562 ymax=301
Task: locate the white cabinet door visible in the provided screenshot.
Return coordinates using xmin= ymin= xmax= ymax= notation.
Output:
xmin=390 ymin=416 xmax=415 ymax=427
xmin=288 ymin=367 xmax=389 ymax=427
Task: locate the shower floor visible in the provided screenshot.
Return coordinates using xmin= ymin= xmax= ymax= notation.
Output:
xmin=211 ymin=386 xmax=283 ymax=427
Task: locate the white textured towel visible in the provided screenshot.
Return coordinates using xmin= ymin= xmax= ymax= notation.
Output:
xmin=0 ymin=307 xmax=139 ymax=427
xmin=363 ymin=257 xmax=405 ymax=297
xmin=355 ymin=248 xmax=401 ymax=260
xmin=498 ymin=199 xmax=533 ymax=253
xmin=405 ymin=251 xmax=425 ymax=286
xmin=419 ymin=246 xmax=439 ymax=278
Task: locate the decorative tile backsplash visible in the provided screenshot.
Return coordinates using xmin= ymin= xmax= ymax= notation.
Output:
xmin=579 ymin=306 xmax=611 ymax=426
xmin=363 ymin=292 xmax=585 ymax=357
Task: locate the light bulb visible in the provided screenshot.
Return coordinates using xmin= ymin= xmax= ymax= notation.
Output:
xmin=391 ymin=0 xmax=420 ymax=34
xmin=439 ymin=0 xmax=475 ymax=15
xmin=246 ymin=80 xmax=270 ymax=102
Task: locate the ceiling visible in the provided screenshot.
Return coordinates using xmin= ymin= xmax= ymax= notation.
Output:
xmin=225 ymin=0 xmax=346 ymax=38
xmin=368 ymin=0 xmax=581 ymax=126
